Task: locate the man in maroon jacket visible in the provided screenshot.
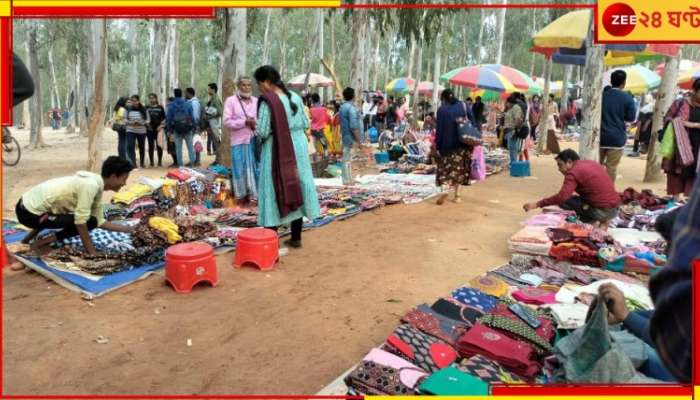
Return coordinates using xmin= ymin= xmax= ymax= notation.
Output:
xmin=523 ymin=149 xmax=621 ymax=226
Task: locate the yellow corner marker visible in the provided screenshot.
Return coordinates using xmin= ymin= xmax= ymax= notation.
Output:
xmin=0 ymin=0 xmax=10 ymax=16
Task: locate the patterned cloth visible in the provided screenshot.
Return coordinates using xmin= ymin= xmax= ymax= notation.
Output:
xmin=451 ymin=287 xmax=498 ymax=313
xmin=457 ymin=355 xmax=524 ymax=384
xmin=61 ymin=228 xmax=134 ymax=252
xmin=385 ymin=324 xmax=458 ymax=373
xmin=436 ymin=146 xmax=473 ymax=187
xmin=401 ymin=304 xmax=469 ymax=347
xmin=479 ymin=314 xmax=553 ymax=353
xmin=468 ymin=275 xmax=510 ymax=297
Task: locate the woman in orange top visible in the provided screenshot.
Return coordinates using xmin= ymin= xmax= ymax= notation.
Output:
xmin=329 ymin=101 xmax=343 ymax=160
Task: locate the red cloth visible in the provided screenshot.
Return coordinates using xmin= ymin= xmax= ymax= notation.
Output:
xmin=309 ymin=105 xmax=330 ymax=131
xmin=258 ymin=93 xmax=303 ymax=218
xmin=457 ymin=323 xmax=541 ymax=379
xmin=511 ymin=287 xmax=558 ymax=305
xmin=537 ymin=160 xmax=621 ymax=209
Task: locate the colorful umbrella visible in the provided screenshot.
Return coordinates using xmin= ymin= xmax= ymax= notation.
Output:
xmin=655 ymin=60 xmax=700 ymax=76
xmin=532 ymin=10 xmax=591 ymax=51
xmin=678 ymin=68 xmax=700 ymax=90
xmin=604 ymin=65 xmax=661 ymax=94
xmin=440 ymin=66 xmax=516 ymax=93
xmin=385 ymin=77 xmax=416 ymax=94
xmin=288 ymin=73 xmax=334 ymax=88
xmin=481 ymin=64 xmax=542 ymax=95
xmin=417 ymin=81 xmax=444 ymax=96
xmin=466 ymin=89 xmax=508 ymax=103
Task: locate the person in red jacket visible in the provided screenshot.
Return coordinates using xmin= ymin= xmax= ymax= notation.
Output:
xmin=523 ymin=149 xmax=621 ymax=227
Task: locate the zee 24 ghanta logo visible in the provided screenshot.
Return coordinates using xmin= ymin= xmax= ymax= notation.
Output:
xmin=601 ymin=2 xmax=700 ymax=38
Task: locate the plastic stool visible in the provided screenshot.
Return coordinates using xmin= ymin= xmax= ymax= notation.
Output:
xmin=165 ymin=242 xmax=218 ymax=293
xmin=234 ymin=228 xmax=279 ymax=271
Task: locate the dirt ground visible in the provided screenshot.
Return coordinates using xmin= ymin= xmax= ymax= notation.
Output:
xmin=1 ymin=127 xmax=666 ymax=395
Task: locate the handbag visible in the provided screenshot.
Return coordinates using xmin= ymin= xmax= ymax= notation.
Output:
xmin=659 ymin=121 xmax=676 ymax=159
xmin=111 ymin=122 xmax=124 ymax=132
xmin=193 ymin=134 xmax=204 ymax=153
xmin=156 ymin=127 xmax=166 ymax=149
xmin=458 ymin=120 xmax=482 ymax=146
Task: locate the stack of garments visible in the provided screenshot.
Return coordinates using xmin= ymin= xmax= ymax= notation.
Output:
xmin=508 ymin=226 xmax=553 ymax=256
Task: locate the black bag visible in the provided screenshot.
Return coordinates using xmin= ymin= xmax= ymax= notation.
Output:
xmin=458 ymin=121 xmax=482 ymax=146
xmin=514 ymin=124 xmax=530 ymax=139
xmin=111 ymin=122 xmax=125 ymax=132
xmin=171 ymin=102 xmax=193 ymax=135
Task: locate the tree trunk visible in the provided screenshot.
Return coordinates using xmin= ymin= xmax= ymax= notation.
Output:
xmin=127 ymin=20 xmax=139 ymax=96
xmin=495 ymin=0 xmax=507 ymax=64
xmin=410 ymin=17 xmax=426 ymax=129
xmin=190 ymin=41 xmax=196 ymax=88
xmin=407 ymin=38 xmax=416 ymax=78
xmin=529 ymin=9 xmax=537 ymax=76
xmin=168 ymin=19 xmax=179 ymax=90
xmin=560 ymin=64 xmax=573 ymax=112
xmin=280 ymin=13 xmax=289 ymax=77
xmin=151 ymin=20 xmax=165 ymax=100
xmin=349 ymin=2 xmax=368 ymax=102
xmin=537 ymin=58 xmax=552 ymax=153
xmin=87 ymin=19 xmax=107 ymax=172
xmin=477 ymin=7 xmax=485 ymax=64
xmin=79 ymin=52 xmax=89 ymax=136
xmin=317 ymin=9 xmax=325 ymax=99
xmin=48 ymin=49 xmax=61 ymax=110
xmin=330 ymin=11 xmax=336 ymax=70
xmin=262 ymin=9 xmax=273 ymax=65
xmin=645 ymin=54 xmax=681 ymax=182
xmin=218 ymin=9 xmax=248 ymax=168
xmin=371 ymin=37 xmax=381 ymax=91
xmin=27 ymin=21 xmax=45 ymax=148
xmin=432 ymin=32 xmax=442 ymax=107
xmin=578 ymin=42 xmax=605 ymax=161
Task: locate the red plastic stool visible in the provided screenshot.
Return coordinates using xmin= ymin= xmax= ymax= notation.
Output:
xmin=234 ymin=228 xmax=279 ymax=271
xmin=165 ymin=242 xmax=218 ymax=293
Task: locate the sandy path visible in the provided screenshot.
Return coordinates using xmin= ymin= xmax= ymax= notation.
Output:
xmin=1 ymin=127 xmax=665 ymax=394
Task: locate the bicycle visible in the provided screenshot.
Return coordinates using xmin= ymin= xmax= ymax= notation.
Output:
xmin=2 ymin=126 xmax=21 ymax=166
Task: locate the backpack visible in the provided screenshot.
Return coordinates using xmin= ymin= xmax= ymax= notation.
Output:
xmin=198 ymin=101 xmax=208 ymax=131
xmin=171 ymin=101 xmax=193 ymax=135
xmin=514 ymin=101 xmax=530 ymax=139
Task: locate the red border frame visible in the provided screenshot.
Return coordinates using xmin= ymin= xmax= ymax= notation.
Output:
xmin=0 ymin=3 xmax=697 ymax=398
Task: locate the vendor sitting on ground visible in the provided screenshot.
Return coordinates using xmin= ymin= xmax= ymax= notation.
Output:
xmin=523 ymin=149 xmax=621 ymax=227
xmin=16 ymin=156 xmax=135 ymax=256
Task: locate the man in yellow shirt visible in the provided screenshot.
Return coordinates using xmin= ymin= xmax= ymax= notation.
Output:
xmin=16 ymin=156 xmax=135 ymax=256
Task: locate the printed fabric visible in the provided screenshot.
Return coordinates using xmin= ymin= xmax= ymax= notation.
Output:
xmin=457 ymin=355 xmax=524 ymax=384
xmin=344 ymin=348 xmax=428 ymax=395
xmin=451 ymin=286 xmax=498 ymax=312
xmin=401 ymin=304 xmax=469 ymax=347
xmin=457 ymin=323 xmax=541 ymax=379
xmin=467 ymin=275 xmax=510 ymax=298
xmin=61 ymin=228 xmax=134 ymax=253
xmin=512 ymin=287 xmax=558 ymax=305
xmin=479 ymin=314 xmax=553 ymax=353
xmin=431 ymin=297 xmax=484 ymax=325
xmin=385 ymin=324 xmax=459 ymax=373
xmin=488 ymin=302 xmax=556 ymax=343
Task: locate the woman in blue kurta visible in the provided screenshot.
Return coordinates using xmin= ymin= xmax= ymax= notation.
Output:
xmin=253 ymin=65 xmax=320 ymax=248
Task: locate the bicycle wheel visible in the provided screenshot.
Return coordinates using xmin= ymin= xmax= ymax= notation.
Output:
xmin=3 ymin=136 xmax=21 ymax=166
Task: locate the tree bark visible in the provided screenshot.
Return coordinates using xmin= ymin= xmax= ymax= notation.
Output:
xmin=371 ymin=37 xmax=381 ymax=91
xmin=432 ymin=32 xmax=442 ymax=107
xmin=151 ymin=20 xmax=165 ymax=100
xmin=218 ymin=9 xmax=248 ymax=168
xmin=27 ymin=21 xmax=45 ymax=148
xmin=578 ymin=42 xmax=605 ymax=161
xmin=168 ymin=19 xmax=179 ymax=90
xmin=280 ymin=12 xmax=289 ymax=77
xmin=560 ymin=64 xmax=573 ymax=112
xmin=477 ymin=7 xmax=485 ymax=64
xmin=48 ymin=49 xmax=61 ymax=110
xmin=410 ymin=17 xmax=426 ymax=128
xmin=190 ymin=41 xmax=196 ymax=88
xmin=529 ymin=9 xmax=537 ymax=76
xmin=127 ymin=20 xmax=139 ymax=96
xmin=495 ymin=0 xmax=507 ymax=64
xmin=87 ymin=19 xmax=107 ymax=172
xmin=407 ymin=38 xmax=416 ymax=78
xmin=262 ymin=9 xmax=273 ymax=65
xmin=349 ymin=3 xmax=368 ymax=103
xmin=537 ymin=58 xmax=552 ymax=153
xmin=645 ymin=54 xmax=681 ymax=182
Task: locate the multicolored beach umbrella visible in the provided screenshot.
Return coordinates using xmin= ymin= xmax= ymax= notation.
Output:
xmin=440 ymin=66 xmax=517 ymax=93
xmin=385 ymin=77 xmax=416 ymax=94
xmin=604 ymin=65 xmax=661 ymax=94
xmin=481 ymin=64 xmax=542 ymax=95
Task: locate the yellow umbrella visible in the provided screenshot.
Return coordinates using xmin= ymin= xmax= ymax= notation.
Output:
xmin=532 ymin=10 xmax=591 ymax=50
